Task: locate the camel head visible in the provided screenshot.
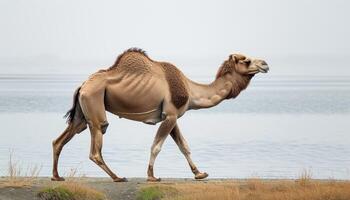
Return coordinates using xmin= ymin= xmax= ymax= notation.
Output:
xmin=215 ymin=53 xmax=269 ymax=99
xmin=229 ymin=53 xmax=269 ymax=75
xmin=216 ymin=53 xmax=269 ymax=79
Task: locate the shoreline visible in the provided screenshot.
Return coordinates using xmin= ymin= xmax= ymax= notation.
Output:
xmin=1 ymin=177 xmax=350 ymax=200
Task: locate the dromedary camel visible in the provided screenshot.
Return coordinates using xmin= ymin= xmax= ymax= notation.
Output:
xmin=51 ymin=48 xmax=269 ymax=182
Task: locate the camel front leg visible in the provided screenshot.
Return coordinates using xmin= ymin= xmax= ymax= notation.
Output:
xmin=170 ymin=124 xmax=208 ymax=180
xmin=147 ymin=115 xmax=177 ymax=182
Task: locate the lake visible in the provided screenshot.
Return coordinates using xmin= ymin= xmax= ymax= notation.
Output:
xmin=0 ymin=74 xmax=349 ymax=179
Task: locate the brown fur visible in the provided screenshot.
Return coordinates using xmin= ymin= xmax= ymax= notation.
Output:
xmin=160 ymin=62 xmax=189 ymax=108
xmin=215 ymin=55 xmax=252 ymax=99
xmin=215 ymin=55 xmax=246 ymax=79
xmin=116 ymin=53 xmax=151 ymax=75
xmin=215 ymin=60 xmax=235 ymax=79
xmin=108 ymin=47 xmax=149 ymax=70
xmin=226 ymin=74 xmax=252 ymax=99
xmin=53 ymin=48 xmax=268 ymax=182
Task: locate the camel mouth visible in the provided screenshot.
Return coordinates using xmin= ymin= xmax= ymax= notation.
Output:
xmin=258 ymin=65 xmax=269 ymax=73
xmin=247 ymin=64 xmax=269 ymax=75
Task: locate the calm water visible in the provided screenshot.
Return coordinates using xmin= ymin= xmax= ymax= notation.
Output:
xmin=0 ymin=74 xmax=349 ymax=179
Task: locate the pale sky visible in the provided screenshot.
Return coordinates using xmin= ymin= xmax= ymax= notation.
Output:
xmin=0 ymin=0 xmax=349 ymax=76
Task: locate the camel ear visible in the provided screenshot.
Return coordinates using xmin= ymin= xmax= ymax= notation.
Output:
xmin=231 ymin=54 xmax=246 ymax=63
xmin=229 ymin=55 xmax=236 ymax=63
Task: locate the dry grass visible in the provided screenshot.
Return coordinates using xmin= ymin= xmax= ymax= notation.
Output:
xmin=63 ymin=167 xmax=87 ymax=182
xmin=161 ymin=180 xmax=350 ymax=200
xmin=37 ymin=167 xmax=106 ymax=200
xmin=0 ymin=152 xmax=41 ymax=188
xmin=37 ymin=181 xmax=107 ymax=200
xmin=139 ymin=172 xmax=350 ymax=200
xmin=296 ymin=168 xmax=313 ymax=187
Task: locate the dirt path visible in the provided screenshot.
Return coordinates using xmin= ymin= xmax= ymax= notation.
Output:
xmin=0 ymin=177 xmax=143 ymax=200
xmin=84 ymin=178 xmax=142 ymax=200
xmin=0 ymin=177 xmax=224 ymax=200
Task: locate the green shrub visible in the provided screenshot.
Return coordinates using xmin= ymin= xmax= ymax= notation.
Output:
xmin=37 ymin=186 xmax=74 ymax=200
xmin=37 ymin=182 xmax=106 ymax=200
xmin=137 ymin=185 xmax=177 ymax=200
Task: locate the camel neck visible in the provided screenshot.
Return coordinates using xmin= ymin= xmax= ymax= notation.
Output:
xmin=186 ymin=75 xmax=233 ymax=110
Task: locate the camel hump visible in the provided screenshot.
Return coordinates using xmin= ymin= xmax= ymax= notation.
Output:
xmin=109 ymin=49 xmax=153 ymax=75
xmin=160 ymin=62 xmax=189 ymax=109
xmin=109 ymin=48 xmax=151 ymax=71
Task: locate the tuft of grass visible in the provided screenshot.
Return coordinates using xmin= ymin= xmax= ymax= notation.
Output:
xmin=137 ymin=185 xmax=178 ymax=200
xmin=63 ymin=167 xmax=87 ymax=182
xmin=296 ymin=168 xmax=313 ymax=187
xmin=37 ymin=186 xmax=74 ymax=200
xmin=38 ymin=167 xmax=106 ymax=200
xmin=0 ymin=152 xmax=41 ymax=188
xmin=140 ymin=179 xmax=350 ymax=200
xmin=37 ymin=181 xmax=107 ymax=200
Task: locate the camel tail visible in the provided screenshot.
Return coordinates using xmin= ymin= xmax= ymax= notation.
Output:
xmin=64 ymin=86 xmax=84 ymax=124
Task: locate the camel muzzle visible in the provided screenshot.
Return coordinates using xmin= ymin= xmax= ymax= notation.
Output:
xmin=258 ymin=61 xmax=269 ymax=73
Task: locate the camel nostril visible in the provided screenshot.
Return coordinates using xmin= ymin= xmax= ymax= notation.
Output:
xmin=261 ymin=60 xmax=268 ymax=66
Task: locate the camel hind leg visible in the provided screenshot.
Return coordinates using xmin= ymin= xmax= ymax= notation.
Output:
xmin=79 ymin=90 xmax=127 ymax=182
xmin=87 ymin=123 xmax=127 ymax=182
xmin=51 ymin=118 xmax=87 ymax=181
xmin=170 ymin=124 xmax=208 ymax=180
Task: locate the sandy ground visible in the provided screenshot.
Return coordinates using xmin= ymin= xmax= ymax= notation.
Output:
xmin=0 ymin=177 xmax=141 ymax=200
xmin=0 ymin=177 xmax=213 ymax=200
xmin=4 ymin=177 xmax=338 ymax=200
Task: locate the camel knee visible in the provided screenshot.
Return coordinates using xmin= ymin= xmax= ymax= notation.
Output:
xmin=87 ymin=121 xmax=109 ymax=135
xmin=101 ymin=121 xmax=109 ymax=134
xmin=52 ymin=139 xmax=57 ymax=147
xmin=52 ymin=140 xmax=61 ymax=152
xmin=52 ymin=140 xmax=58 ymax=152
xmin=89 ymin=154 xmax=104 ymax=165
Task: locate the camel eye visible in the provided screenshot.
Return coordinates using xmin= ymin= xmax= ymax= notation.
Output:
xmin=239 ymin=59 xmax=250 ymax=66
xmin=243 ymin=59 xmax=251 ymax=65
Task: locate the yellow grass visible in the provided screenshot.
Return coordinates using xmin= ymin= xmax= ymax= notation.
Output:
xmin=162 ymin=180 xmax=350 ymax=200
xmin=37 ymin=166 xmax=106 ymax=200
xmin=37 ymin=181 xmax=107 ymax=200
xmin=0 ymin=152 xmax=41 ymax=188
xmin=139 ymin=173 xmax=350 ymax=200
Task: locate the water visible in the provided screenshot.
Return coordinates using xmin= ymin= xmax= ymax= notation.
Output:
xmin=0 ymin=74 xmax=349 ymax=179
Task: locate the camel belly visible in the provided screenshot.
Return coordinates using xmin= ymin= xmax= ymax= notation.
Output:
xmin=106 ymin=98 xmax=164 ymax=124
xmin=104 ymin=74 xmax=168 ymax=124
xmin=111 ymin=107 xmax=165 ymax=125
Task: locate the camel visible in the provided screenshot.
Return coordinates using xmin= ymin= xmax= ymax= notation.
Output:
xmin=51 ymin=48 xmax=269 ymax=182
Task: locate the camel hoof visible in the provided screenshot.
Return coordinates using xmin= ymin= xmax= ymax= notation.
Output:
xmin=113 ymin=177 xmax=128 ymax=182
xmin=51 ymin=176 xmax=65 ymax=181
xmin=147 ymin=177 xmax=161 ymax=182
xmin=195 ymin=172 xmax=209 ymax=180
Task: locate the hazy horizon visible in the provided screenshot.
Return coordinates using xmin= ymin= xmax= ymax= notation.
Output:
xmin=0 ymin=0 xmax=349 ymax=76
xmin=1 ymin=0 xmax=350 ymax=181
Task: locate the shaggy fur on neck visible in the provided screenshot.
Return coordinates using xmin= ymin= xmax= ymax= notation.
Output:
xmin=216 ymin=59 xmax=252 ymax=99
xmin=226 ymin=73 xmax=252 ymax=99
xmin=215 ymin=60 xmax=234 ymax=79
